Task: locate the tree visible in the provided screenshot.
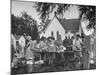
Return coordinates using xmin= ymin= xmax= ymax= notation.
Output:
xmin=79 ymin=5 xmax=96 ymax=29
xmin=11 ymin=14 xmax=24 ymax=35
xmin=21 ymin=12 xmax=39 ymax=40
xmin=33 ymin=2 xmax=96 ymax=30
xmin=11 ymin=12 xmax=39 ymax=40
xmin=33 ymin=2 xmax=70 ymax=23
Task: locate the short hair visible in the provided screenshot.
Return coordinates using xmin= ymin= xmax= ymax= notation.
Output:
xmin=16 ymin=41 xmax=19 ymax=44
xmin=76 ymin=34 xmax=80 ymax=38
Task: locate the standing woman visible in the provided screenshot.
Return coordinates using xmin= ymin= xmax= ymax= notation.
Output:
xmin=25 ymin=36 xmax=37 ymax=73
xmin=55 ymin=37 xmax=66 ymax=65
xmin=72 ymin=34 xmax=83 ymax=69
xmin=39 ymin=37 xmax=48 ymax=61
xmin=47 ymin=37 xmax=56 ymax=65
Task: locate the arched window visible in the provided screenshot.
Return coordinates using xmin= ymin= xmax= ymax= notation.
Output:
xmin=57 ymin=31 xmax=59 ymax=40
xmin=51 ymin=31 xmax=54 ymax=37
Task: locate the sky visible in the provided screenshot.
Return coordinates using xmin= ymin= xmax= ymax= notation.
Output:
xmin=11 ymin=0 xmax=80 ymax=25
xmin=11 ymin=0 xmax=41 ymax=24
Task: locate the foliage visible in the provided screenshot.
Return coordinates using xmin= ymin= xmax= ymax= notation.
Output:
xmin=33 ymin=2 xmax=96 ymax=29
xmin=79 ymin=5 xmax=96 ymax=29
xmin=11 ymin=12 xmax=39 ymax=40
xmin=33 ymin=2 xmax=70 ymax=23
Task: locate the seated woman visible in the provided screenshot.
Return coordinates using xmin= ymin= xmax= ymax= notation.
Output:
xmin=11 ymin=41 xmax=24 ymax=68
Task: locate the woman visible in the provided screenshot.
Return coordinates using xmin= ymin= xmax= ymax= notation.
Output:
xmin=47 ymin=37 xmax=56 ymax=65
xmin=25 ymin=36 xmax=37 ymax=73
xmin=38 ymin=37 xmax=48 ymax=61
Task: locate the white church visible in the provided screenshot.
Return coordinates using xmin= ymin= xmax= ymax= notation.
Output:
xmin=38 ymin=12 xmax=81 ymax=40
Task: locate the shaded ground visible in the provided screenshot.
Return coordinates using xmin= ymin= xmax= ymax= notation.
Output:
xmin=11 ymin=52 xmax=96 ymax=75
xmin=11 ymin=64 xmax=77 ymax=75
xmin=11 ymin=63 xmax=95 ymax=75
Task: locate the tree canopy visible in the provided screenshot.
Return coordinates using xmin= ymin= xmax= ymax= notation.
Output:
xmin=33 ymin=2 xmax=70 ymax=23
xmin=33 ymin=2 xmax=96 ymax=29
xmin=79 ymin=5 xmax=96 ymax=29
xmin=11 ymin=12 xmax=39 ymax=40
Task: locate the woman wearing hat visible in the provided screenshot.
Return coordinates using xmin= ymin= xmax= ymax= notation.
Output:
xmin=25 ymin=35 xmax=37 ymax=73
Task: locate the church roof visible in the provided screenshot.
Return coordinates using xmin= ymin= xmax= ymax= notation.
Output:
xmin=43 ymin=20 xmax=51 ymax=31
xmin=43 ymin=16 xmax=80 ymax=33
xmin=58 ymin=18 xmax=80 ymax=33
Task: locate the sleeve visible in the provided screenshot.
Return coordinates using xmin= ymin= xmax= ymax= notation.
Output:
xmin=79 ymin=38 xmax=83 ymax=44
xmin=30 ymin=41 xmax=36 ymax=50
xmin=73 ymin=39 xmax=75 ymax=45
